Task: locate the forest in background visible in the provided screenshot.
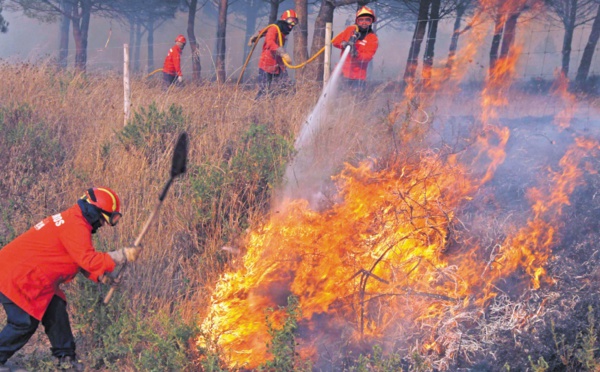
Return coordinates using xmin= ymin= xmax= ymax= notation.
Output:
xmin=2 ymin=1 xmax=600 ymax=371
xmin=0 ymin=0 xmax=599 ymax=88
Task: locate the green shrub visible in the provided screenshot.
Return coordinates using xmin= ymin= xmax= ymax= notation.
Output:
xmin=65 ymin=274 xmax=197 ymax=371
xmin=190 ymin=123 xmax=293 ymax=247
xmin=347 ymin=345 xmax=406 ymax=372
xmin=549 ymin=305 xmax=600 ymax=371
xmin=575 ymin=306 xmax=599 ymax=370
xmin=0 ymin=103 xmax=66 ymax=244
xmin=0 ymin=103 xmax=65 ymax=175
xmin=196 ymin=329 xmax=228 ymax=372
xmin=528 ymin=356 xmax=549 ymax=372
xmin=258 ymin=295 xmax=311 ymax=372
xmin=117 ymin=103 xmax=186 ymax=164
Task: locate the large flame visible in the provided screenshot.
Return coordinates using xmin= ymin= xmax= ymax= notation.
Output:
xmin=199 ymin=131 xmax=597 ymax=369
xmin=198 ymin=1 xmax=597 ymax=369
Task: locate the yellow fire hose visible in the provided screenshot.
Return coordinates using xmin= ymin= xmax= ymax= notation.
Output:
xmin=147 ymin=68 xmax=163 ymax=77
xmin=146 ymin=24 xmax=358 ymax=84
xmin=237 ymin=24 xmax=357 ymax=86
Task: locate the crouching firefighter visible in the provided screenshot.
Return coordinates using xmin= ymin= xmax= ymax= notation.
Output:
xmin=0 ymin=187 xmax=139 ymax=372
xmin=248 ymin=9 xmax=298 ymax=99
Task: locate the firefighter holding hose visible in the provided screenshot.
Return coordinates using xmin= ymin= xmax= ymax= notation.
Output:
xmin=0 ymin=187 xmax=139 ymax=372
xmin=248 ymin=9 xmax=298 ymax=99
xmin=163 ymin=34 xmax=186 ymax=89
xmin=333 ymin=6 xmax=379 ymax=90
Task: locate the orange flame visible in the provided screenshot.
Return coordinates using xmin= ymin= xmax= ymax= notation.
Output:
xmin=199 ymin=134 xmax=597 ymax=368
xmin=552 ymin=70 xmax=576 ymax=130
xmin=198 ymin=1 xmax=596 ymax=369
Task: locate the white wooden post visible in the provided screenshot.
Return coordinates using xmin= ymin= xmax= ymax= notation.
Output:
xmin=123 ymin=43 xmax=131 ymax=126
xmin=323 ymin=22 xmax=333 ymax=86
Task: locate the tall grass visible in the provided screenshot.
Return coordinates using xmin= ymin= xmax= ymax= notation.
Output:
xmin=0 ymin=62 xmax=403 ymax=370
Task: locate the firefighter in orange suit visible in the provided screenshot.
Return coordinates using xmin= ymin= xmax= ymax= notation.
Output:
xmin=333 ymin=6 xmax=379 ymax=89
xmin=249 ymin=9 xmax=298 ymax=98
xmin=163 ymin=34 xmax=186 ymax=89
xmin=0 ymin=187 xmax=138 ymax=372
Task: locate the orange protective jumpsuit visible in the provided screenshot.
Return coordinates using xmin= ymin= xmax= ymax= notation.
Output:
xmin=0 ymin=204 xmax=116 ymax=320
xmin=258 ymin=23 xmax=289 ymax=75
xmin=333 ymin=26 xmax=379 ymax=81
xmin=163 ymin=43 xmax=183 ymax=77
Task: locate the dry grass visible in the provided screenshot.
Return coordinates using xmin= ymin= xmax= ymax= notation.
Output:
xmin=5 ymin=62 xmax=600 ymax=371
xmin=0 ymin=62 xmax=404 ymax=370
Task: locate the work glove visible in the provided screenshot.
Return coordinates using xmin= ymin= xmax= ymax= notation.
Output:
xmin=276 ymin=47 xmax=292 ymax=65
xmin=341 ymin=40 xmax=358 ymax=58
xmin=124 ymin=247 xmax=140 ymax=262
xmin=248 ymin=31 xmax=260 ymax=46
xmin=349 ymin=32 xmax=359 ymax=57
xmin=177 ymin=75 xmax=183 ymax=83
xmin=108 ymin=247 xmax=140 ymax=265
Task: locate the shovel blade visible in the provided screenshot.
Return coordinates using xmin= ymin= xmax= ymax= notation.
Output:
xmin=171 ymin=132 xmax=188 ymax=178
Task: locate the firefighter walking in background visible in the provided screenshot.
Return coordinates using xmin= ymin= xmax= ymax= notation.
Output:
xmin=333 ymin=6 xmax=379 ymax=90
xmin=163 ymin=34 xmax=186 ymax=89
xmin=249 ymin=9 xmax=298 ymax=99
xmin=0 ymin=187 xmax=139 ymax=372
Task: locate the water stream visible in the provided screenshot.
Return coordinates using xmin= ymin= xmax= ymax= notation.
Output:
xmin=279 ymin=47 xmax=352 ymax=207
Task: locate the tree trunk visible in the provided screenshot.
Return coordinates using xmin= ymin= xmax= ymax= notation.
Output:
xmin=576 ymin=4 xmax=600 ymax=86
xmin=134 ymin=22 xmax=142 ymax=73
xmin=308 ymin=0 xmax=335 ymax=82
xmin=489 ymin=16 xmax=503 ymax=75
xmin=242 ymin=1 xmax=258 ymax=68
xmin=128 ymin=20 xmax=135 ymax=65
xmin=561 ymin=25 xmax=575 ymax=76
xmin=293 ymin=0 xmax=309 ymax=82
xmin=216 ymin=0 xmax=228 ymax=83
xmin=445 ymin=3 xmax=466 ymax=73
xmin=0 ymin=7 xmax=7 ymax=33
xmin=268 ymin=0 xmax=280 ymax=24
xmin=72 ymin=0 xmax=92 ymax=72
xmin=188 ymin=0 xmax=202 ymax=82
xmin=403 ymin=0 xmax=431 ymax=82
xmin=147 ymin=18 xmax=155 ymax=73
xmin=422 ymin=0 xmax=440 ymax=81
xmin=500 ymin=12 xmax=519 ymax=58
xmin=561 ymin=2 xmax=577 ymax=77
xmin=59 ymin=0 xmax=72 ymax=69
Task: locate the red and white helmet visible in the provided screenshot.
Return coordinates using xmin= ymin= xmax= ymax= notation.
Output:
xmin=281 ymin=9 xmax=298 ymax=26
xmin=175 ymin=34 xmax=186 ymax=44
xmin=356 ymin=6 xmax=376 ymax=23
xmin=82 ymin=187 xmax=122 ymax=226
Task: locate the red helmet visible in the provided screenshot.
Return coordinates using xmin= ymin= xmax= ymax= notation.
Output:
xmin=82 ymin=187 xmax=122 ymax=226
xmin=281 ymin=9 xmax=298 ymax=26
xmin=356 ymin=6 xmax=376 ymax=23
xmin=175 ymin=34 xmax=186 ymax=44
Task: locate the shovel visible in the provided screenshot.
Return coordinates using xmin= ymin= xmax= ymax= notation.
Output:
xmin=103 ymin=132 xmax=188 ymax=304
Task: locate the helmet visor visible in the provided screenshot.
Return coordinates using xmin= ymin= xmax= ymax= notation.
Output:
xmin=100 ymin=210 xmax=122 ymax=226
xmin=356 ymin=16 xmax=373 ymax=26
xmin=286 ymin=17 xmax=298 ymax=27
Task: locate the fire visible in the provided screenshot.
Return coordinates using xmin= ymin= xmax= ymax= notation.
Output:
xmin=199 ymin=133 xmax=596 ymax=369
xmin=199 ymin=126 xmax=596 ymax=369
xmin=552 ymin=70 xmax=576 ymax=130
xmin=200 ymin=155 xmax=477 ymax=369
xmin=197 ymin=1 xmax=597 ymax=369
